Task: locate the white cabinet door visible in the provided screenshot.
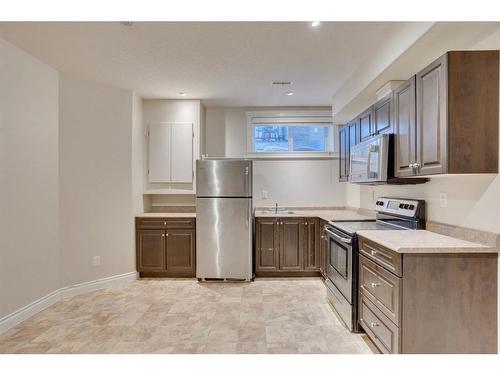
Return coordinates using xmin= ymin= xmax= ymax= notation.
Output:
xmin=148 ymin=122 xmax=193 ymax=183
xmin=148 ymin=123 xmax=171 ymax=183
xmin=171 ymin=123 xmax=193 ymax=182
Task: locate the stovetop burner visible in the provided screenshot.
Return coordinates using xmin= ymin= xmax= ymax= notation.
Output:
xmin=329 ymin=220 xmax=401 ymax=236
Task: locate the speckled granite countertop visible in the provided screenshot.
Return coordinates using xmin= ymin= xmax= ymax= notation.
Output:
xmin=136 ymin=212 xmax=196 ymax=218
xmin=254 ymin=209 xmax=375 ymax=222
xmin=357 ymin=229 xmax=498 ymax=254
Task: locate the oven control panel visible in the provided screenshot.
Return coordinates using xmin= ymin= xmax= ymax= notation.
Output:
xmin=375 ymin=197 xmax=424 ymax=218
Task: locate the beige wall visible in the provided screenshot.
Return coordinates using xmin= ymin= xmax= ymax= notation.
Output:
xmin=204 ymin=106 xmax=345 ymax=207
xmin=132 ymin=93 xmax=144 ymax=214
xmin=0 ymin=38 xmax=60 ymax=318
xmin=59 ymin=74 xmax=135 ymax=287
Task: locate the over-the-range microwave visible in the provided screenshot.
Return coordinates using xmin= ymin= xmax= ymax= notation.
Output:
xmin=349 ymin=134 xmax=394 ymax=184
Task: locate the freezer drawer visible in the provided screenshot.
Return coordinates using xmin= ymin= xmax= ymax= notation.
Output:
xmin=196 ymin=159 xmax=252 ymax=197
xmin=196 ymin=197 xmax=253 ymax=280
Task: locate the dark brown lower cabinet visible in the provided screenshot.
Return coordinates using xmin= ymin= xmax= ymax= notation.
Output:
xmin=319 ymin=219 xmax=328 ymax=278
xmin=255 ymin=217 xmax=320 ymax=276
xmin=136 ymin=217 xmax=196 ymax=277
xmin=254 ymin=217 xmax=279 ymax=271
xmin=358 ymin=236 xmax=498 ymax=354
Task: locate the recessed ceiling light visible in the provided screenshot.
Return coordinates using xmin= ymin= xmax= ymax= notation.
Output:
xmin=178 ymin=92 xmax=187 ymax=97
xmin=121 ymin=21 xmax=134 ymax=26
xmin=311 ymin=21 xmax=321 ymax=27
xmin=286 ymin=92 xmax=294 ymax=96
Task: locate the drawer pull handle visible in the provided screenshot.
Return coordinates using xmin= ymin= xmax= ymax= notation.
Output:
xmin=370 ymin=322 xmax=379 ymax=327
xmin=371 ymin=250 xmax=377 ymax=255
xmin=370 ymin=282 xmax=381 ymax=288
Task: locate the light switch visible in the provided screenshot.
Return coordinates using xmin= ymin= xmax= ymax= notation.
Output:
xmin=92 ymin=256 xmax=101 ymax=267
xmin=439 ymin=192 xmax=447 ymax=208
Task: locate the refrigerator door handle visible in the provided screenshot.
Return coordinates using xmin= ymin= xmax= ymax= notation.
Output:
xmin=246 ymin=199 xmax=251 ymax=228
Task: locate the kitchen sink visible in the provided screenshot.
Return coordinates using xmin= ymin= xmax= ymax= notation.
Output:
xmin=259 ymin=210 xmax=295 ymax=215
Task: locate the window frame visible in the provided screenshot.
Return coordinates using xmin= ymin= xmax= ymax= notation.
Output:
xmin=246 ymin=110 xmax=336 ymax=159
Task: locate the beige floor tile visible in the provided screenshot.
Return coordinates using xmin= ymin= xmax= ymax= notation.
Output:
xmin=0 ymin=278 xmax=375 ymax=354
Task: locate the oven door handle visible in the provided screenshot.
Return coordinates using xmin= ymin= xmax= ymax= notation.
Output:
xmin=325 ymin=228 xmax=352 ymax=244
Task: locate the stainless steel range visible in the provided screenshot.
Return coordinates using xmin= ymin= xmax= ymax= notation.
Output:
xmin=324 ymin=197 xmax=425 ymax=332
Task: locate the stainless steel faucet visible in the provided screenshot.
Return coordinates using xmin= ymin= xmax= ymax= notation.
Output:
xmin=275 ymin=202 xmax=278 ymax=214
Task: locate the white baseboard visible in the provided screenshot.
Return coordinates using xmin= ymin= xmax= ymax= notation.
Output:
xmin=0 ymin=271 xmax=138 ymax=334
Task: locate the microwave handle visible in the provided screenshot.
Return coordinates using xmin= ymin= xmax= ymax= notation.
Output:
xmin=366 ymin=145 xmax=378 ymax=176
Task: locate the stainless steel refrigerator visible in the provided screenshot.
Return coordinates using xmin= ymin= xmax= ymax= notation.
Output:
xmin=196 ymin=158 xmax=253 ymax=281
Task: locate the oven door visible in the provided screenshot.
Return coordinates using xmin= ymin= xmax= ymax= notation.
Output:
xmin=325 ymin=226 xmax=353 ymax=303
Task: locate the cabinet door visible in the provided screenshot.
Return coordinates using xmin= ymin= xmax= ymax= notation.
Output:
xmin=148 ymin=123 xmax=171 ymax=183
xmin=170 ymin=123 xmax=193 ymax=182
xmin=303 ymin=218 xmax=320 ymax=271
xmin=255 ymin=218 xmax=279 ymax=271
xmin=416 ymin=54 xmax=448 ymax=175
xmin=136 ymin=229 xmax=166 ymax=272
xmin=394 ymin=77 xmax=417 ymax=177
xmin=348 ymin=120 xmax=359 ymax=147
xmin=165 ymin=229 xmax=195 ymax=276
xmin=279 ymin=218 xmax=304 ymax=271
xmin=359 ymin=107 xmax=374 ymax=141
xmin=319 ymin=221 xmax=328 ymax=278
xmin=374 ymin=93 xmax=393 ymax=134
xmin=338 ymin=126 xmax=348 ymax=182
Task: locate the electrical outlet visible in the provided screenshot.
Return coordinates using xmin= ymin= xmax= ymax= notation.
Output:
xmin=262 ymin=190 xmax=268 ymax=199
xmin=439 ymin=192 xmax=448 ymax=208
xmin=92 ymin=256 xmax=101 ymax=267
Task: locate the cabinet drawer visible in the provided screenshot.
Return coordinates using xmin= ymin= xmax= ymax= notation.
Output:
xmin=165 ymin=218 xmax=195 ymax=229
xmin=359 ymin=255 xmax=401 ymax=326
xmin=136 ymin=218 xmax=169 ymax=229
xmin=136 ymin=217 xmax=195 ymax=229
xmin=359 ymin=293 xmax=400 ymax=354
xmin=359 ymin=238 xmax=402 ymax=276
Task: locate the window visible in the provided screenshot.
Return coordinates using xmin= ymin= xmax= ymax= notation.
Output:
xmin=247 ymin=111 xmax=334 ymax=156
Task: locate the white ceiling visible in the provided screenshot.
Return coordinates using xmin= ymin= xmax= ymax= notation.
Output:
xmin=0 ymin=22 xmax=431 ymax=107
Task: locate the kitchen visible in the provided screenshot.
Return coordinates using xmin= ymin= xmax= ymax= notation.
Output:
xmin=1 ymin=13 xmax=500 ymax=368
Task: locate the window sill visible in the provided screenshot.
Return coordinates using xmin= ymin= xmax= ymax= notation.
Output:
xmin=246 ymin=152 xmax=338 ymax=160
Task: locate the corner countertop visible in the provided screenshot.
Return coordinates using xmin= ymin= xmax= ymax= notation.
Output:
xmin=136 ymin=212 xmax=196 ymax=218
xmin=254 ymin=208 xmax=375 ymax=222
xmin=357 ymin=229 xmax=498 ymax=254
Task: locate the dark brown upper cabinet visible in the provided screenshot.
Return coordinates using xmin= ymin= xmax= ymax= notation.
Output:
xmin=397 ymin=51 xmax=499 ymax=177
xmin=338 ymin=125 xmax=349 ymax=182
xmin=394 ymin=76 xmax=417 ymax=177
xmin=374 ymin=92 xmax=393 ymax=134
xmin=359 ymin=107 xmax=374 ymax=141
xmin=338 ymin=119 xmax=359 ymax=182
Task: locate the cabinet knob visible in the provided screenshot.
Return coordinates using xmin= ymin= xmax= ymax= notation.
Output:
xmin=370 ymin=282 xmax=381 ymax=288
xmin=305 ymin=222 xmax=308 ymax=226
xmin=370 ymin=322 xmax=379 ymax=328
xmin=414 ymin=163 xmax=420 ymax=168
xmin=161 ymin=234 xmax=165 ymax=237
xmin=164 ymin=222 xmax=167 ymax=225
xmin=371 ymin=250 xmax=377 ymax=256
xmin=166 ymin=233 xmax=169 ymax=237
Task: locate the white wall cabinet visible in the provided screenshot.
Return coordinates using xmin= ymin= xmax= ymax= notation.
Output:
xmin=148 ymin=122 xmax=193 ymax=183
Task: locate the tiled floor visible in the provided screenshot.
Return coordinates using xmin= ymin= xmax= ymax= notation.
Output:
xmin=0 ymin=278 xmax=377 ymax=354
